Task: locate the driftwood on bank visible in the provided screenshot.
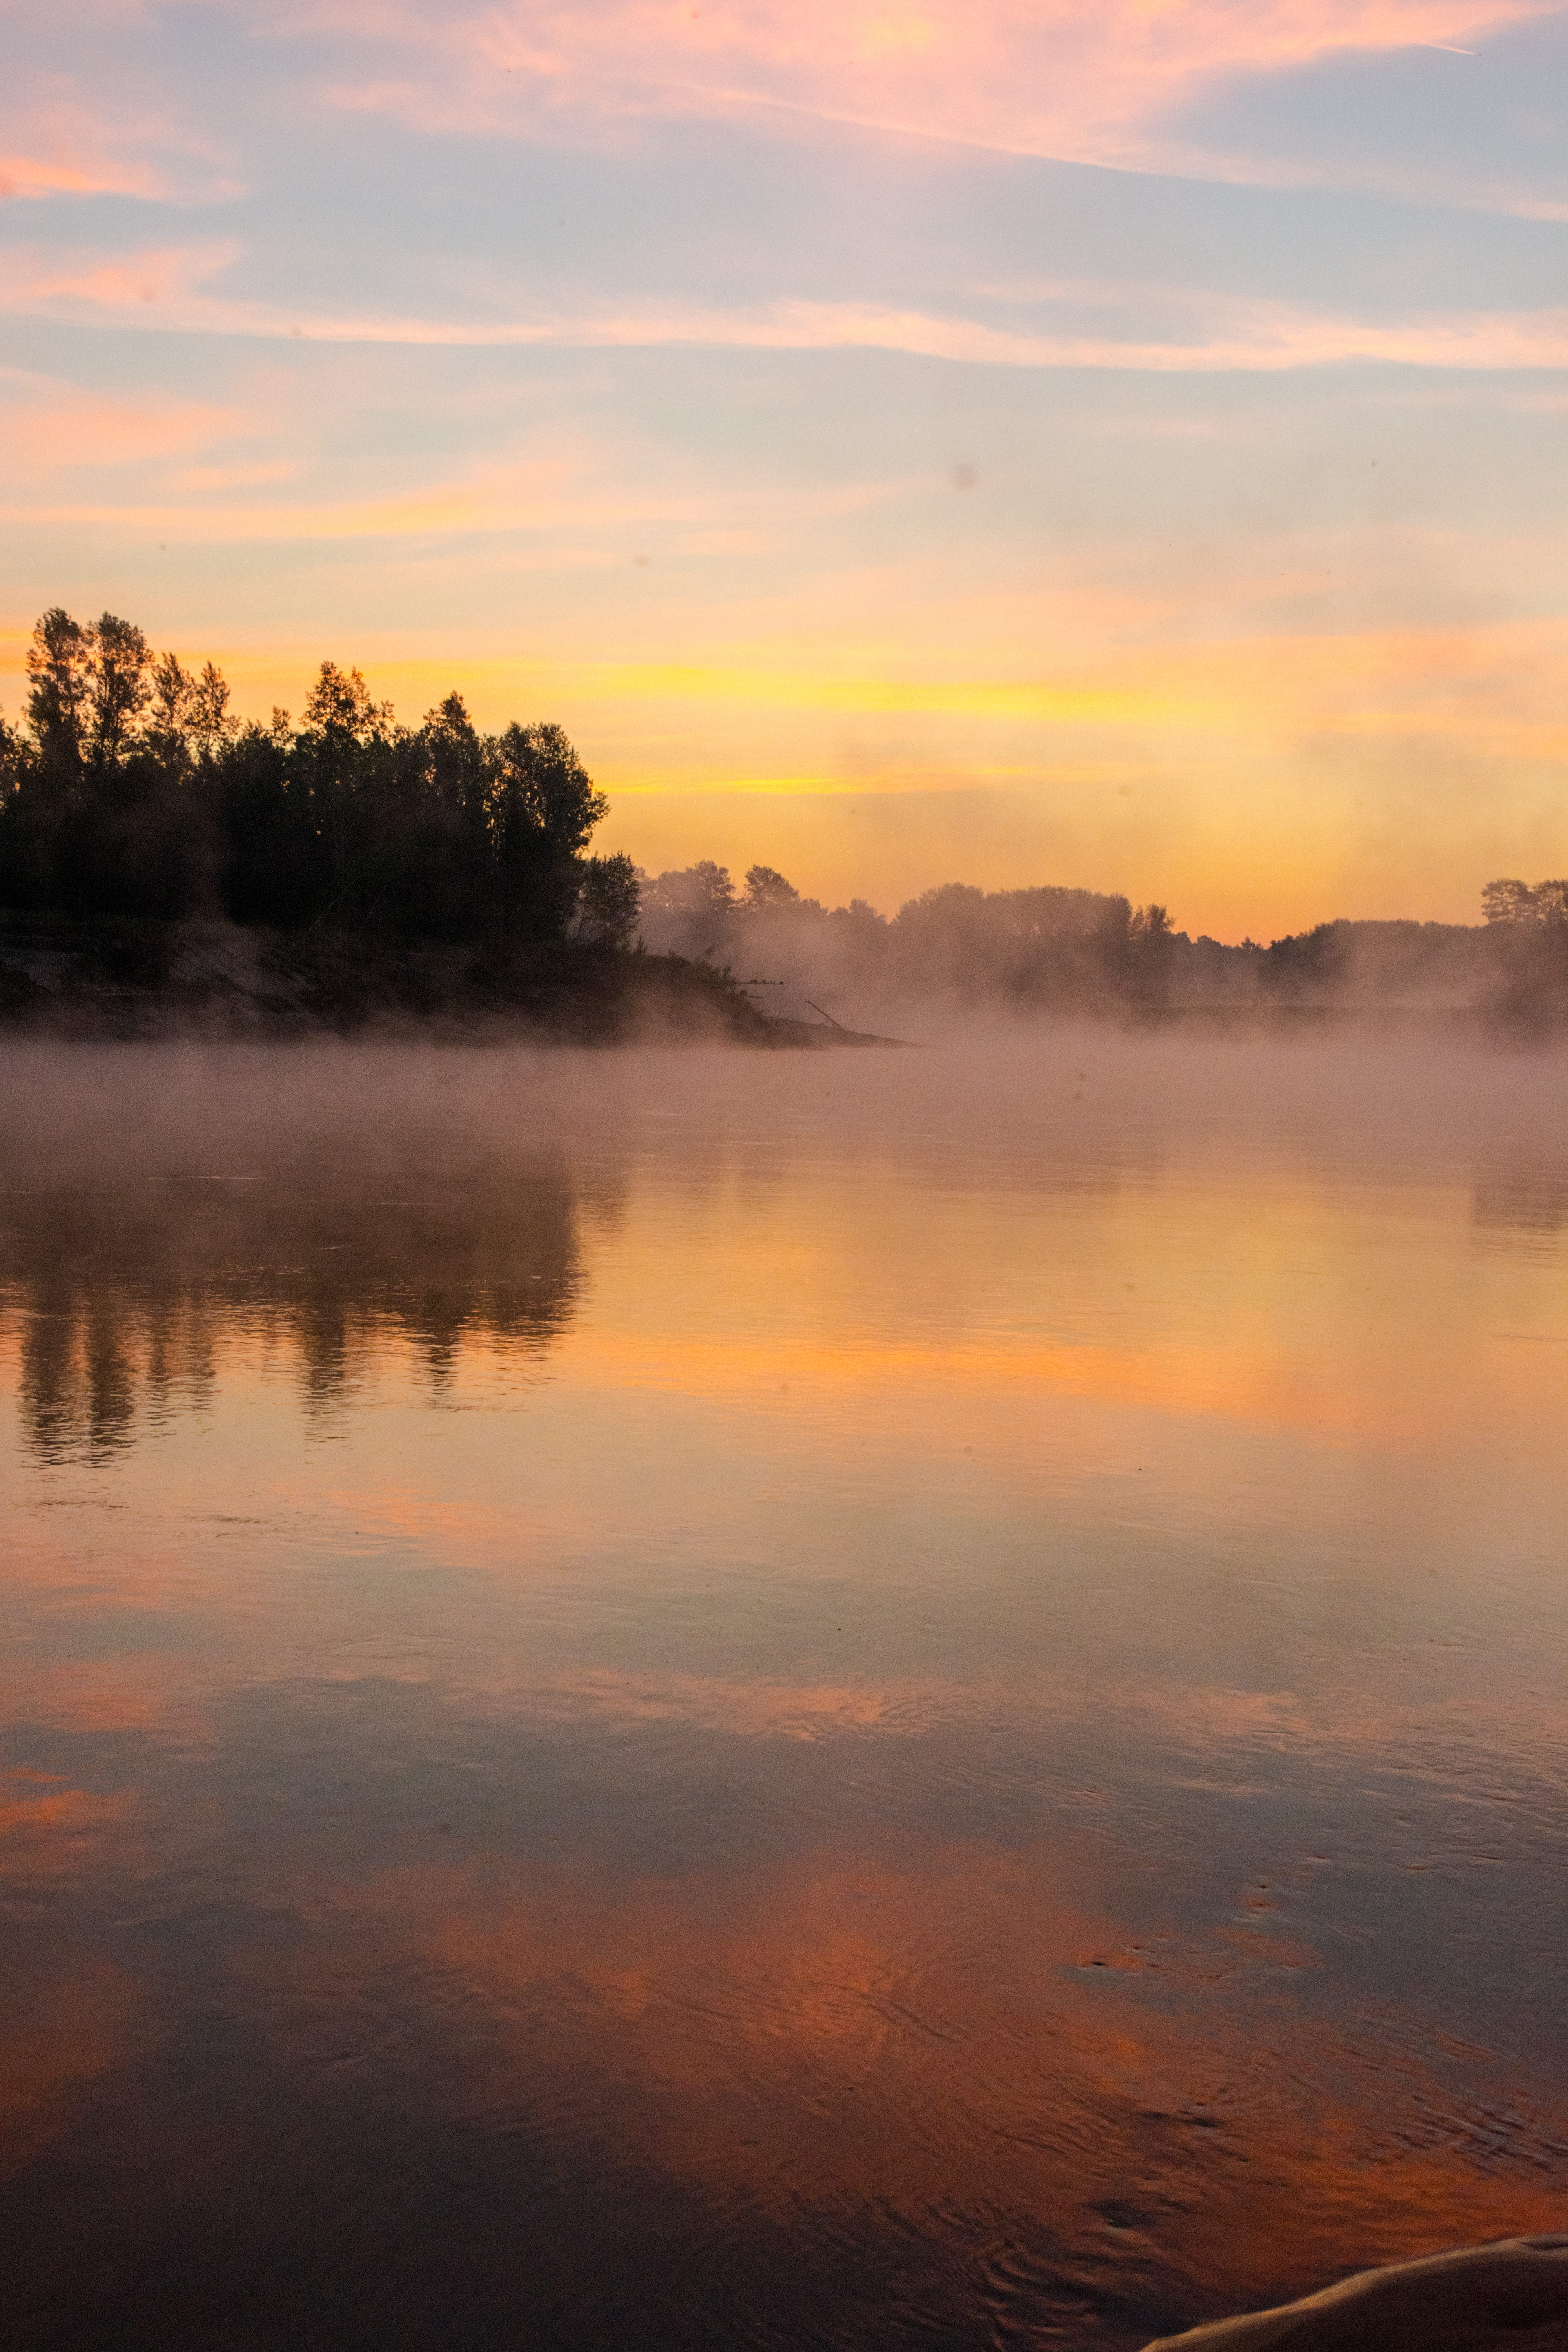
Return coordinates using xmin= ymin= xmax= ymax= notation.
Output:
xmin=1144 ymin=2236 xmax=1568 ymax=2350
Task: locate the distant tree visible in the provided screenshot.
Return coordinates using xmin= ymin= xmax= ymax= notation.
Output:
xmin=87 ymin=614 xmax=152 ymax=762
xmin=149 ymin=653 xmax=239 ymax=764
xmin=637 ymin=861 xmax=739 ymax=956
xmin=149 ymin=652 xmax=196 ymax=751
xmin=1482 ymin=879 xmax=1539 ymax=924
xmin=303 ymin=660 xmax=393 ymax=744
xmin=421 ymin=689 xmax=484 ymax=789
xmin=24 ymin=608 xmax=94 ymax=770
xmin=572 ymin=853 xmax=642 ymax=947
xmin=644 ymin=861 xmax=736 ymax=922
xmin=1126 ymin=901 xmax=1174 ymax=1004
xmin=884 ymin=880 xmax=1174 ymax=1009
xmin=1481 ymin=879 xmax=1568 ymax=928
xmin=741 ymin=864 xmax=800 ymax=913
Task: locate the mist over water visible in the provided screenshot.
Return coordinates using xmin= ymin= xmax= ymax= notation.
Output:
xmin=4 ymin=1032 xmax=1568 ymax=2351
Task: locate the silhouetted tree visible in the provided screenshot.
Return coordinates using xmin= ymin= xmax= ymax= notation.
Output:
xmin=149 ymin=653 xmax=238 ymax=766
xmin=742 ymin=864 xmax=800 ymax=913
xmin=0 ymin=606 xmax=614 ymax=948
xmin=640 ymin=862 xmax=738 ymax=955
xmin=87 ymin=614 xmax=153 ymax=761
xmin=572 ymin=853 xmax=642 ymax=947
xmin=490 ymin=722 xmax=608 ymax=940
xmin=25 ymin=607 xmax=95 ymax=770
xmin=1483 ymin=879 xmax=1540 ymax=925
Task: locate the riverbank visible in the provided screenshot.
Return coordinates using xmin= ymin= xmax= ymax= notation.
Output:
xmin=0 ymin=914 xmax=897 ymax=1046
xmin=1143 ymin=2236 xmax=1568 ymax=2348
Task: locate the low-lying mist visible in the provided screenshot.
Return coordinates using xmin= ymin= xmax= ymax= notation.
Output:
xmin=637 ymin=863 xmax=1568 ymax=1034
xmin=4 ymin=1022 xmax=1566 ymax=1204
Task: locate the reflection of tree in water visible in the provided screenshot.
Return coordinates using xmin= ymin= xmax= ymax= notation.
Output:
xmin=4 ymin=1161 xmax=607 ymax=1464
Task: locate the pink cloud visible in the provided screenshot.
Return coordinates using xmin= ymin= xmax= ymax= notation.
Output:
xmin=0 ymin=79 xmax=244 ymax=206
xmin=0 ymin=365 xmax=246 ymax=472
xmin=5 ymin=0 xmax=1558 ymax=224
xmin=305 ymin=0 xmax=1557 ymax=175
xmin=0 ymin=154 xmax=151 ymax=199
xmin=0 ymin=238 xmax=243 ymax=321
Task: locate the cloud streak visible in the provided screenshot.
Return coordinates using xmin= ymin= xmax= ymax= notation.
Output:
xmin=0 ymin=364 xmax=244 ymax=470
xmin=8 ymin=0 xmax=1563 ymax=222
xmin=306 ymin=0 xmax=1558 ymax=180
xmin=4 ymin=242 xmax=1566 ymax=372
xmin=0 ymin=154 xmax=150 ymax=199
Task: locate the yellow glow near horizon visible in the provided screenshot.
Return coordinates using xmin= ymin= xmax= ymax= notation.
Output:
xmin=6 ymin=613 xmax=1559 ymax=938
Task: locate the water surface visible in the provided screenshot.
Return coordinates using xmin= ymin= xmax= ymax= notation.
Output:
xmin=4 ymin=1030 xmax=1568 ymax=2350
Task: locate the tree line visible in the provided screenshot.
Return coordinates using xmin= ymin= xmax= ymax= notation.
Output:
xmin=0 ymin=609 xmax=639 ymax=946
xmin=637 ymin=859 xmax=1568 ymax=1018
xmin=4 ymin=606 xmax=1560 ymax=1021
xmin=1481 ymin=878 xmax=1568 ymax=926
xmin=639 ymin=860 xmax=1176 ymax=1009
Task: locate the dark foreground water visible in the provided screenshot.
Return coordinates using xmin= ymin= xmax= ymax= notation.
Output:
xmin=3 ymin=1030 xmax=1568 ymax=2351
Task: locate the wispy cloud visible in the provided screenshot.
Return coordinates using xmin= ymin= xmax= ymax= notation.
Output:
xmin=0 ymin=240 xmax=245 ymax=320
xmin=16 ymin=0 xmax=1551 ymax=219
xmin=0 ymin=80 xmax=245 ymax=205
xmin=0 ymin=454 xmax=894 ymax=546
xmin=0 ymin=363 xmax=245 ymax=470
xmin=5 ymin=241 xmax=1566 ymax=371
xmin=0 ymin=154 xmax=151 ymax=199
xmin=306 ymin=0 xmax=1557 ymax=181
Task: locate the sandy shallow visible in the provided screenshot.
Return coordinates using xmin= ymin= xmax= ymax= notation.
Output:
xmin=1144 ymin=2238 xmax=1568 ymax=2348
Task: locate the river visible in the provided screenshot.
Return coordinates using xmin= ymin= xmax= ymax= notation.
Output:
xmin=3 ymin=1027 xmax=1567 ymax=2350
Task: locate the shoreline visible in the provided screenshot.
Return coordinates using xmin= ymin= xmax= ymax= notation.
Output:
xmin=0 ymin=914 xmax=1556 ymax=1047
xmin=0 ymin=913 xmax=881 ymax=1048
xmin=1143 ymin=2237 xmax=1568 ymax=2348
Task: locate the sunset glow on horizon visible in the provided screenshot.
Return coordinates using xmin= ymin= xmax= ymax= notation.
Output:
xmin=3 ymin=0 xmax=1565 ymax=940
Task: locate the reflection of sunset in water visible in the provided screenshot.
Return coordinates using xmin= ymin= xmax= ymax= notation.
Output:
xmin=285 ymin=1840 xmax=1564 ymax=2296
xmin=4 ymin=1035 xmax=1568 ymax=2348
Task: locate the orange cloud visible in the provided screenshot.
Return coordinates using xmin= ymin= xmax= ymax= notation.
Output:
xmin=0 ymin=154 xmax=147 ymax=199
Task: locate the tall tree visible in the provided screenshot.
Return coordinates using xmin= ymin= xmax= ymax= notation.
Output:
xmin=742 ymin=864 xmax=800 ymax=913
xmin=1482 ymin=879 xmax=1538 ymax=924
xmin=573 ymin=853 xmax=641 ymax=947
xmin=4 ymin=607 xmax=616 ymax=947
xmin=490 ymin=723 xmax=609 ymax=938
xmin=25 ymin=608 xmax=94 ymax=769
xmin=87 ymin=614 xmax=152 ymax=761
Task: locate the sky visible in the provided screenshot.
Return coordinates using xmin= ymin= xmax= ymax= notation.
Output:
xmin=1 ymin=0 xmax=1565 ymax=940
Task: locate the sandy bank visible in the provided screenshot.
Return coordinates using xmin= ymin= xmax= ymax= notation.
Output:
xmin=1145 ymin=2237 xmax=1568 ymax=2349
